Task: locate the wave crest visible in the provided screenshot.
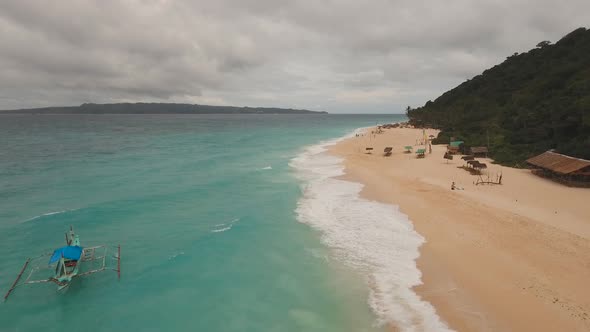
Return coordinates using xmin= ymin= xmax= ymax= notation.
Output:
xmin=21 ymin=209 xmax=77 ymax=223
xmin=291 ymin=131 xmax=453 ymax=331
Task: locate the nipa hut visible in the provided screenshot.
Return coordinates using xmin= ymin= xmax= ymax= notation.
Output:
xmin=470 ymin=146 xmax=489 ymax=158
xmin=447 ymin=141 xmax=464 ymax=155
xmin=466 ymin=160 xmax=487 ymax=173
xmin=526 ymin=150 xmax=590 ymax=187
xmin=383 ymin=147 xmax=393 ymax=157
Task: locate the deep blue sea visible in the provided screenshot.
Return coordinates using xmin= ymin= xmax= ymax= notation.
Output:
xmin=0 ymin=114 xmax=417 ymax=332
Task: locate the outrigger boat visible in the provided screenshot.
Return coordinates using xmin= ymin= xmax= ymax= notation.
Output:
xmin=3 ymin=226 xmax=120 ymax=301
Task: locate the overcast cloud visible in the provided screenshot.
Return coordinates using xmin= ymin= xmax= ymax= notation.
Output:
xmin=0 ymin=0 xmax=588 ymax=113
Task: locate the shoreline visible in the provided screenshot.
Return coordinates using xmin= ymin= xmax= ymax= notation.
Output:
xmin=328 ymin=126 xmax=590 ymax=331
xmin=291 ymin=127 xmax=452 ymax=331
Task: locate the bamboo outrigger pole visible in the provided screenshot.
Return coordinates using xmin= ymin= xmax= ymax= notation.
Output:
xmin=4 ymin=259 xmax=30 ymax=301
xmin=117 ymin=245 xmax=121 ymax=279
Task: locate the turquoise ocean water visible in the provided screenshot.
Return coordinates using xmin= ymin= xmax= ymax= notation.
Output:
xmin=0 ymin=114 xmax=407 ymax=332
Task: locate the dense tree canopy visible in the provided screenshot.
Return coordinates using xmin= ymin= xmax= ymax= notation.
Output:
xmin=407 ymin=27 xmax=590 ymax=166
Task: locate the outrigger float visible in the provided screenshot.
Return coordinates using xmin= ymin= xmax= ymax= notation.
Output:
xmin=3 ymin=226 xmax=120 ymax=301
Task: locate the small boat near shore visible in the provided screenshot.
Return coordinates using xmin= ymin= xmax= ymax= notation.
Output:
xmin=3 ymin=226 xmax=120 ymax=301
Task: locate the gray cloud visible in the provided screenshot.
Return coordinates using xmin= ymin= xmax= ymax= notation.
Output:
xmin=0 ymin=0 xmax=588 ymax=113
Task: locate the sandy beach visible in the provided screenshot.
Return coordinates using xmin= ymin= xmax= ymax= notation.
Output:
xmin=329 ymin=127 xmax=590 ymax=331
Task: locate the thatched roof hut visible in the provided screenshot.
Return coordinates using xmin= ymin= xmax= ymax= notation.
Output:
xmin=470 ymin=146 xmax=489 ymax=157
xmin=464 ymin=160 xmax=487 ymax=174
xmin=526 ymin=150 xmax=590 ymax=187
xmin=527 ymin=151 xmax=590 ymax=174
xmin=447 ymin=141 xmax=464 ymax=154
xmin=475 ymin=162 xmax=487 ymax=170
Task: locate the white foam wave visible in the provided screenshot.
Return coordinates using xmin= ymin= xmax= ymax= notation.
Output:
xmin=291 ymin=130 xmax=453 ymax=331
xmin=21 ymin=209 xmax=76 ymax=223
xmin=260 ymin=166 xmax=272 ymax=170
xmin=211 ymin=218 xmax=240 ymax=233
xmin=211 ymin=226 xmax=232 ymax=233
xmin=168 ymin=251 xmax=185 ymax=260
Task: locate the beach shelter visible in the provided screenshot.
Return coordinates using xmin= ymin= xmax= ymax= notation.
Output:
xmin=526 ymin=150 xmax=590 ymax=187
xmin=416 ymin=148 xmax=426 ymax=158
xmin=404 ymin=146 xmax=413 ymax=153
xmin=448 ymin=141 xmax=464 ymax=154
xmin=443 ymin=152 xmax=453 ymax=163
xmin=470 ymin=146 xmax=489 ymax=158
xmin=449 ymin=141 xmax=464 ymax=147
xmin=383 ymin=147 xmax=393 ymax=157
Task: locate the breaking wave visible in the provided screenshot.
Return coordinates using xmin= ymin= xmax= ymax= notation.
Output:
xmin=21 ymin=209 xmax=77 ymax=223
xmin=211 ymin=218 xmax=240 ymax=233
xmin=290 ymin=130 xmax=453 ymax=331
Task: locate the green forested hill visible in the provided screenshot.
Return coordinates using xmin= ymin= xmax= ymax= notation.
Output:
xmin=407 ymin=27 xmax=590 ymax=166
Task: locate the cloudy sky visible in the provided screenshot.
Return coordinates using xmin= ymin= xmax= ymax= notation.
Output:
xmin=0 ymin=1 xmax=588 ymax=113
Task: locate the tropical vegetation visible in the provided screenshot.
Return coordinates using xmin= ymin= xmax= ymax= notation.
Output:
xmin=407 ymin=27 xmax=590 ymax=166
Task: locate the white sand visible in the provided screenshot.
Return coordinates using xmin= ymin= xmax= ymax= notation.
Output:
xmin=330 ymin=127 xmax=590 ymax=331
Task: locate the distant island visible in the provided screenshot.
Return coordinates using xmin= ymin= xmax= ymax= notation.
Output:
xmin=0 ymin=102 xmax=327 ymax=115
xmin=407 ymin=27 xmax=590 ymax=166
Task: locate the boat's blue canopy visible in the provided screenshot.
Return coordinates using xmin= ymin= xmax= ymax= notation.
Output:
xmin=49 ymin=246 xmax=83 ymax=264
